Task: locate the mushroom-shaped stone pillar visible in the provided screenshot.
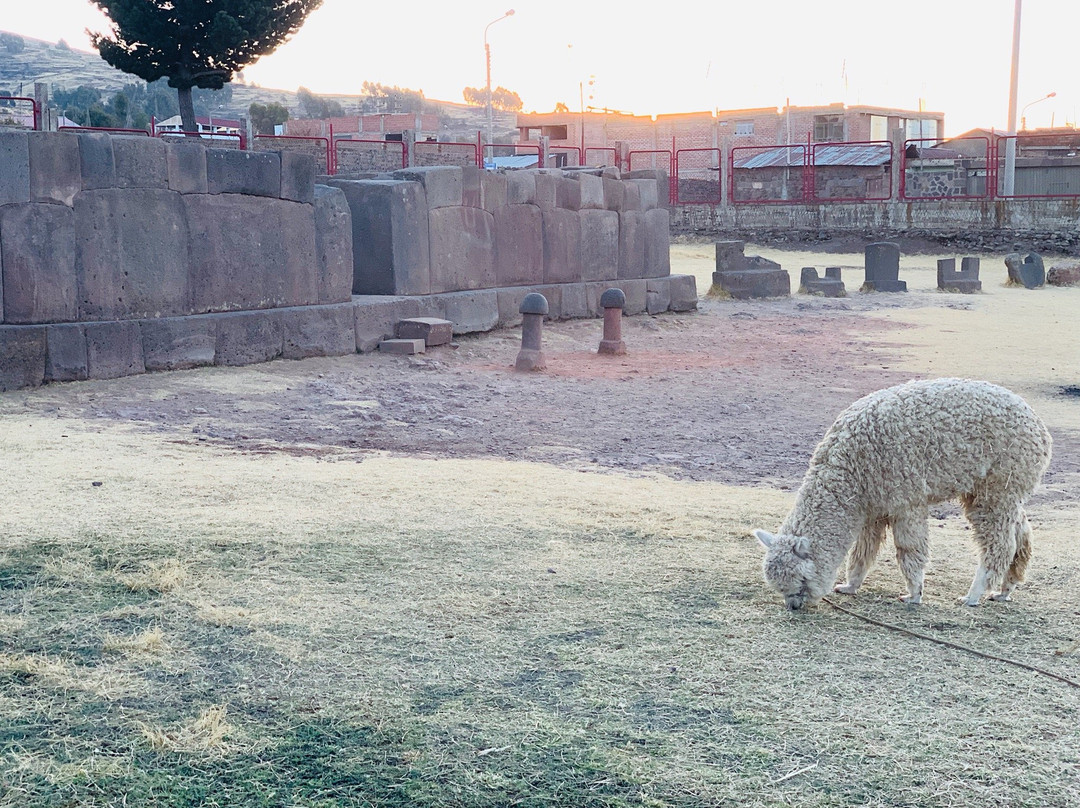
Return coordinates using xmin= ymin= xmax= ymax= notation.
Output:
xmin=597 ymin=287 xmax=626 ymax=356
xmin=515 ymin=292 xmax=549 ymax=371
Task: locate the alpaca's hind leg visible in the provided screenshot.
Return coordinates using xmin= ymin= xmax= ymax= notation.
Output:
xmin=892 ymin=507 xmax=930 ymax=605
xmin=835 ymin=516 xmax=888 ymax=595
xmin=990 ymin=508 xmax=1032 ymax=602
xmin=960 ymin=496 xmax=1020 ymax=606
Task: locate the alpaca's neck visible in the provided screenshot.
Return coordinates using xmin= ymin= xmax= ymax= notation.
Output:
xmin=781 ymin=469 xmax=861 ymax=558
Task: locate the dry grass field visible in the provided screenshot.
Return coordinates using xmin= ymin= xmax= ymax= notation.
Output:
xmin=1 ymin=243 xmax=1078 ymax=807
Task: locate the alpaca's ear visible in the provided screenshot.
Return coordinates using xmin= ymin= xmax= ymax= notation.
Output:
xmin=792 ymin=536 xmax=812 ymax=560
xmin=754 ymin=530 xmax=775 ymax=549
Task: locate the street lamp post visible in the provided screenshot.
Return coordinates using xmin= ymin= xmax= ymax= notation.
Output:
xmin=484 ymin=9 xmax=515 ymax=152
xmin=1003 ymin=0 xmax=1022 ymax=196
xmin=1021 ymin=91 xmax=1056 ymax=131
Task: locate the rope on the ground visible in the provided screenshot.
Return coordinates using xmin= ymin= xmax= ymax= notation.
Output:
xmin=821 ymin=596 xmax=1080 ymax=690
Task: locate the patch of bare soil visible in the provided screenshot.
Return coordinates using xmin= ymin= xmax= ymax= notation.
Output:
xmin=17 ymin=286 xmax=1077 ymax=505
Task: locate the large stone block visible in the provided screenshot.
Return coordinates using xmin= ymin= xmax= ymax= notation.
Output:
xmin=76 ymin=132 xmax=116 ymax=190
xmin=1004 ymin=252 xmax=1045 ymax=289
xmin=0 ymin=131 xmax=30 ymax=205
xmin=0 ymin=203 xmax=78 ymax=324
xmin=645 ymin=278 xmax=671 ymax=314
xmin=542 ymin=208 xmax=582 ymax=284
xmin=313 ymin=185 xmax=353 ymax=304
xmin=715 ymin=240 xmax=747 ymax=273
xmin=45 ymin=323 xmax=87 ymax=382
xmin=618 ymin=210 xmax=646 ymax=280
xmin=462 ymin=165 xmax=482 ymax=208
xmin=715 ymin=268 xmax=790 ymax=299
xmin=166 ymin=141 xmax=208 ymax=194
xmin=863 ymin=241 xmax=906 ymax=292
xmin=494 ymin=203 xmax=544 ymax=287
xmin=327 ymin=179 xmax=430 ymax=296
xmin=434 ymin=289 xmax=500 ymax=334
xmin=393 ymin=166 xmax=463 ymax=208
xmin=280 ymin=151 xmax=317 ymax=204
xmin=624 ymin=170 xmax=669 ymax=209
xmin=206 ymin=149 xmax=281 ymax=197
xmin=140 ymin=316 xmax=216 ymax=371
xmin=603 ymin=177 xmax=625 ymax=212
xmin=428 ymin=206 xmax=496 ymax=293
xmin=112 ymin=136 xmax=168 ymax=189
xmin=578 ymin=173 xmax=605 ymax=210
xmin=643 ymin=208 xmax=671 ymax=278
xmin=75 ymin=189 xmax=190 ymax=320
xmin=481 ymin=170 xmax=508 ymax=213
xmin=85 ymin=320 xmax=145 ymax=379
xmin=352 ymin=295 xmax=422 ymax=352
xmin=0 ymin=325 xmax=47 ymax=390
xmin=627 ymin=178 xmax=659 ymax=211
xmin=555 ymin=176 xmax=582 ymax=210
xmin=281 ymin=304 xmax=356 ymax=359
xmin=185 ymin=194 xmax=318 ymax=313
xmin=580 ymin=209 xmax=619 ymax=282
xmin=211 ymin=309 xmax=283 ymax=366
xmin=668 ymin=274 xmax=699 ymax=311
xmin=505 ymin=171 xmax=536 ymax=205
xmin=560 ymin=282 xmax=589 ymax=319
xmin=620 ymin=279 xmax=647 ymax=315
xmin=29 ymin=132 xmax=81 ymax=206
xmin=623 ymin=182 xmax=642 ymax=212
xmin=535 ymin=172 xmax=557 ymax=210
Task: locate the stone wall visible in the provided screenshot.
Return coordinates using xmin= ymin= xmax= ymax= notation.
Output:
xmin=325 ymin=166 xmax=673 ymax=296
xmin=0 ymin=134 xmax=696 ymax=391
xmin=0 ymin=130 xmax=354 ymax=390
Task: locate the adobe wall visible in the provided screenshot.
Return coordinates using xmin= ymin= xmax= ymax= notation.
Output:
xmin=0 ymin=134 xmax=696 ymax=391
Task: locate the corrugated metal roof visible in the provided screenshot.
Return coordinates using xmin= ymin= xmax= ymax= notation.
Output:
xmin=484 ymin=155 xmax=539 ymax=169
xmin=734 ymin=144 xmax=891 ymax=169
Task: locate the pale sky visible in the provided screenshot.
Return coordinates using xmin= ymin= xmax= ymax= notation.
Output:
xmin=3 ymin=0 xmax=1077 ymax=135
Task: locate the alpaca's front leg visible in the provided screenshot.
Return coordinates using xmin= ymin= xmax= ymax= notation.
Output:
xmin=835 ymin=516 xmax=888 ymax=595
xmin=892 ymin=509 xmax=929 ymax=605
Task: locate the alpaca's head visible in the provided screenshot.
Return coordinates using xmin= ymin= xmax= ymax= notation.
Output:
xmin=754 ymin=530 xmax=831 ymax=610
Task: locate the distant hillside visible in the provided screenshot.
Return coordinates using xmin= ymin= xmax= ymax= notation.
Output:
xmin=0 ymin=30 xmax=517 ymax=139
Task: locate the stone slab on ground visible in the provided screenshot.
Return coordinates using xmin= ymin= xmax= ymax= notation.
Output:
xmin=396 ymin=317 xmax=453 ymax=346
xmin=141 ymin=316 xmax=216 ymax=371
xmin=1005 ymin=252 xmax=1045 ymax=289
xmin=1047 ymin=262 xmax=1080 ymax=286
xmin=936 ymin=257 xmax=982 ymax=293
xmin=353 ymin=295 xmax=423 ymax=353
xmin=0 ymin=325 xmax=47 ymax=391
xmin=212 ymin=310 xmax=284 ymax=366
xmin=85 ymin=320 xmax=145 ymax=380
xmin=799 ymin=267 xmax=846 ymax=297
xmin=281 ymin=304 xmax=357 ymax=359
xmin=714 ymin=268 xmax=790 ymax=299
xmin=379 ymin=338 xmax=425 ymax=355
xmin=44 ymin=323 xmax=87 ymax=382
xmin=668 ymin=274 xmax=699 ymax=311
xmin=863 ymin=241 xmax=907 ymax=292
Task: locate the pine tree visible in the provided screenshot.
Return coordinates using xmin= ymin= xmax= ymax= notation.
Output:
xmin=89 ymin=0 xmax=322 ymax=134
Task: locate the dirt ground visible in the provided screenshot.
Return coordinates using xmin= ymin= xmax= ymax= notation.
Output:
xmin=10 ymin=243 xmax=1080 ymax=501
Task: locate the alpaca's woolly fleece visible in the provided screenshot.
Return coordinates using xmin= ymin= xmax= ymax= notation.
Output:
xmin=755 ymin=378 xmax=1052 ymax=610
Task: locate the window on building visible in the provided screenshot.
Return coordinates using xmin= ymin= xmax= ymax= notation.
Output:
xmin=870 ymin=115 xmax=888 ymax=141
xmin=905 ymin=118 xmax=939 ymax=141
xmin=542 ymin=125 xmax=569 ymax=140
xmin=735 ymin=120 xmax=754 ymax=136
xmin=813 ymin=114 xmax=844 ymax=143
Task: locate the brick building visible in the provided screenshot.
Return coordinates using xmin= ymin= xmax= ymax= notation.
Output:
xmin=516 ymin=102 xmax=945 ymax=158
xmin=286 ymin=113 xmax=440 ymax=141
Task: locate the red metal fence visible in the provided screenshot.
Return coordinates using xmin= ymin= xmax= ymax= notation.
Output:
xmin=0 ymin=96 xmax=40 ymax=130
xmin=254 ymin=134 xmax=331 ymax=174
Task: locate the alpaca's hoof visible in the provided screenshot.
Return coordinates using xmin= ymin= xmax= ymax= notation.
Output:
xmin=959 ymin=596 xmax=981 ymax=607
xmin=988 ymin=592 xmax=1012 ymax=602
xmin=834 ymin=583 xmax=859 ymax=595
xmin=900 ymin=594 xmax=922 ymax=605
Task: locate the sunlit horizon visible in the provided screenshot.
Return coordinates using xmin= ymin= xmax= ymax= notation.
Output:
xmin=3 ymin=1 xmax=1078 ymax=136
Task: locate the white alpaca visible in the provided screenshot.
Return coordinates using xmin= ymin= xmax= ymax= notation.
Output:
xmin=754 ymin=378 xmax=1052 ymax=610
